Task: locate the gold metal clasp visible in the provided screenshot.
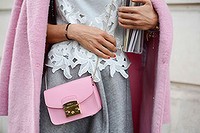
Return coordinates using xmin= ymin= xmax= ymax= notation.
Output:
xmin=63 ymin=101 xmax=81 ymax=117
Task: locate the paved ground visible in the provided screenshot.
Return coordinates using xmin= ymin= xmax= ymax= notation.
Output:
xmin=1 ymin=82 xmax=200 ymax=133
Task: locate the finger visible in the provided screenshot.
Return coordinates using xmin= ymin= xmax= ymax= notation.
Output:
xmin=98 ymin=38 xmax=117 ymax=52
xmin=100 ymin=38 xmax=117 ymax=53
xmin=88 ymin=40 xmax=114 ymax=58
xmin=119 ymin=1 xmax=150 ymax=13
xmin=118 ymin=17 xmax=137 ymax=25
xmin=118 ymin=12 xmax=138 ymax=20
xmin=118 ymin=6 xmax=138 ymax=13
xmin=92 ymin=48 xmax=110 ymax=59
xmin=118 ymin=17 xmax=132 ymax=25
xmin=82 ymin=40 xmax=110 ymax=59
xmin=95 ymin=43 xmax=116 ymax=58
xmin=119 ymin=22 xmax=148 ymax=30
xmin=132 ymin=0 xmax=151 ymax=5
xmin=100 ymin=33 xmax=117 ymax=53
xmin=118 ymin=17 xmax=143 ymax=27
xmin=102 ymin=33 xmax=117 ymax=47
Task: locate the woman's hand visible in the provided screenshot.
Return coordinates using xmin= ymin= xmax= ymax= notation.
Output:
xmin=46 ymin=24 xmax=117 ymax=59
xmin=118 ymin=0 xmax=158 ymax=30
xmin=68 ymin=24 xmax=117 ymax=59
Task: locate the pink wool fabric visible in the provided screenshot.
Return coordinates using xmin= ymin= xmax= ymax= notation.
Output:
xmin=0 ymin=0 xmax=172 ymax=133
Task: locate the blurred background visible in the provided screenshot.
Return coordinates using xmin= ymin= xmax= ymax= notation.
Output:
xmin=0 ymin=0 xmax=200 ymax=133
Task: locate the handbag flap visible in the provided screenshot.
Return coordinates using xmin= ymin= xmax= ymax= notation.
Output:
xmin=44 ymin=76 xmax=95 ymax=109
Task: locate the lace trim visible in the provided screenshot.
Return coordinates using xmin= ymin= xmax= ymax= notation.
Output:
xmin=47 ymin=41 xmax=130 ymax=82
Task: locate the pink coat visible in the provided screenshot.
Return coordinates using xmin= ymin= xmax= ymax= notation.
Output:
xmin=0 ymin=0 xmax=172 ymax=133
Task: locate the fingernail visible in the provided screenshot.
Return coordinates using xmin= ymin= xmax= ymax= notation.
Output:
xmin=108 ymin=56 xmax=110 ymax=59
xmin=113 ymin=54 xmax=116 ymax=58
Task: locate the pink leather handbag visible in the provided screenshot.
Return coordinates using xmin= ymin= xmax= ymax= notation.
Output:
xmin=44 ymin=76 xmax=102 ymax=125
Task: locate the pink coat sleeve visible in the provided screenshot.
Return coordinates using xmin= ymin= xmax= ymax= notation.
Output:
xmin=0 ymin=0 xmax=23 ymax=116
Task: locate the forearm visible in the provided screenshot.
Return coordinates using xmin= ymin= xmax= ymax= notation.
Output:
xmin=46 ymin=24 xmax=69 ymax=44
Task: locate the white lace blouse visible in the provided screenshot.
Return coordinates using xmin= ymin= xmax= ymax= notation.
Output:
xmin=46 ymin=0 xmax=131 ymax=82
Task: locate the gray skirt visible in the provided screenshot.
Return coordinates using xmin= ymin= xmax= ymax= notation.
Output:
xmin=39 ymin=65 xmax=133 ymax=133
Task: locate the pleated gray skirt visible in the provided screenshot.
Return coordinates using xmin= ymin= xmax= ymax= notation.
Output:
xmin=39 ymin=65 xmax=133 ymax=133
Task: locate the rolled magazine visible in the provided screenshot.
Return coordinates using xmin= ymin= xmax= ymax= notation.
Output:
xmin=122 ymin=1 xmax=144 ymax=54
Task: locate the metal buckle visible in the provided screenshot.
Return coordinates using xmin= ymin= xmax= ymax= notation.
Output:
xmin=63 ymin=101 xmax=81 ymax=117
